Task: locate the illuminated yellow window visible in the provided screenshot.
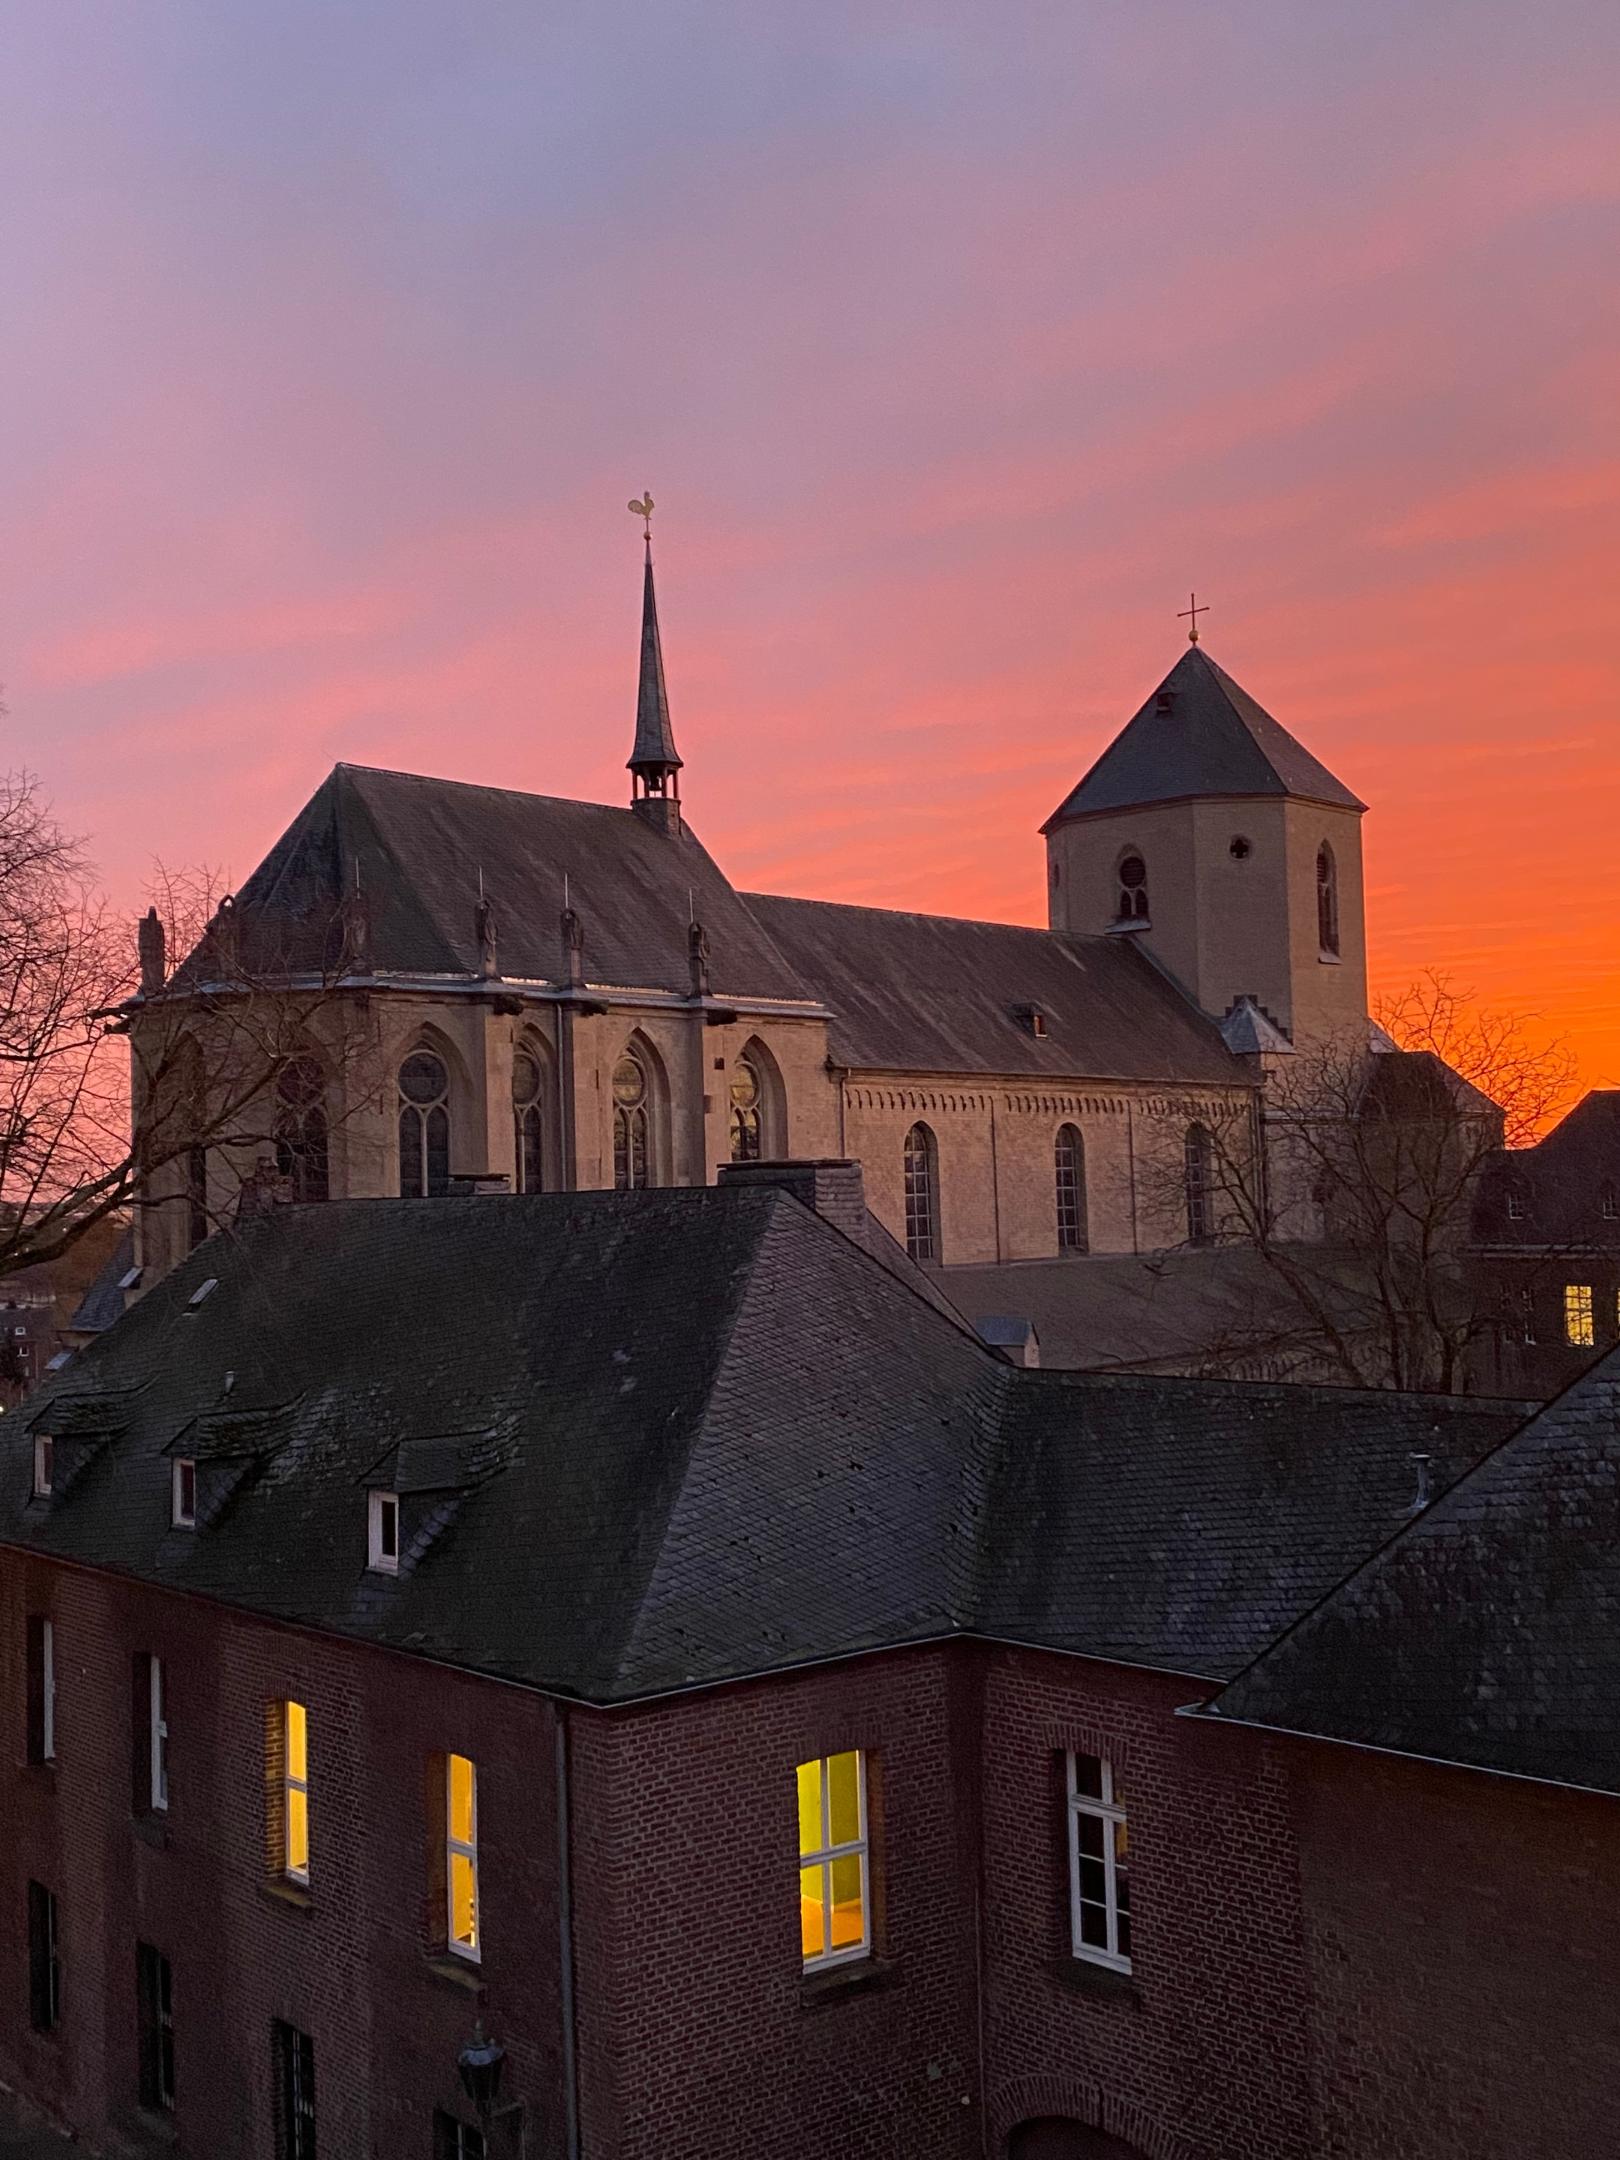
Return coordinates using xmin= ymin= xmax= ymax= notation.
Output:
xmin=284 ymin=1701 xmax=309 ymax=1883
xmin=1565 ymin=1283 xmax=1595 ymax=1347
xmin=796 ymin=1750 xmax=869 ymax=1969
xmin=446 ymin=1753 xmax=479 ymax=1962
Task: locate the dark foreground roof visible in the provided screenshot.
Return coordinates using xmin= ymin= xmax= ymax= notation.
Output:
xmin=1203 ymin=1353 xmax=1620 ymax=1793
xmin=6 ymin=1193 xmax=1535 ymax=1710
xmin=743 ymin=893 xmax=1236 ymax=1082
xmin=1044 ymin=646 xmax=1365 ymax=825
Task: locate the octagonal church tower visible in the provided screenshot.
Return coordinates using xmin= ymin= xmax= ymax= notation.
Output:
xmin=1043 ymin=643 xmax=1368 ymax=1045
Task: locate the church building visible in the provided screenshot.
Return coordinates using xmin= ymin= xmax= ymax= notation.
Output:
xmin=132 ymin=534 xmax=1372 ymax=1304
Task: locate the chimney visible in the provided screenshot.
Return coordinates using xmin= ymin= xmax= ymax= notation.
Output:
xmin=137 ymin=907 xmax=166 ymax=995
xmin=716 ymin=1158 xmax=867 ymax=1240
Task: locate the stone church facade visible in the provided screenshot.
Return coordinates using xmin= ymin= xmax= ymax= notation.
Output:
xmin=131 ymin=541 xmax=1371 ymax=1297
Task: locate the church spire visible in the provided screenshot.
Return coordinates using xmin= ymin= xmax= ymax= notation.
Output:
xmin=626 ymin=494 xmax=682 ymax=811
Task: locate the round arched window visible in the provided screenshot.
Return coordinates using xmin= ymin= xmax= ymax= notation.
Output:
xmin=612 ymin=1049 xmax=651 ymax=1190
xmin=729 ymin=1055 xmax=763 ymax=1163
xmin=1116 ymin=854 xmax=1149 ymax=922
xmin=398 ymin=1050 xmax=450 ymax=1198
xmin=274 ymin=1056 xmax=329 ymax=1203
xmin=612 ymin=1054 xmax=647 ymax=1109
xmin=512 ymin=1050 xmax=545 ymax=1194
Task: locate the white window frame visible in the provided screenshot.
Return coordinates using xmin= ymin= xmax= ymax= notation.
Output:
xmin=446 ymin=1753 xmax=480 ymax=1964
xmin=367 ymin=1490 xmax=400 ymax=1574
xmin=799 ymin=1750 xmax=870 ymax=1971
xmin=1066 ymin=1751 xmax=1131 ymax=1972
xmin=32 ymin=1434 xmax=52 ymax=1499
xmin=284 ymin=1700 xmax=309 ymax=1884
xmin=171 ymin=1458 xmax=197 ymax=1528
xmin=40 ymin=1618 xmax=55 ymax=1762
xmin=149 ymin=1656 xmax=169 ymax=1812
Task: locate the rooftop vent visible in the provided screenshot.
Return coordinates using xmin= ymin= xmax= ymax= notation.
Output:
xmin=1155 ymin=690 xmax=1175 ymax=714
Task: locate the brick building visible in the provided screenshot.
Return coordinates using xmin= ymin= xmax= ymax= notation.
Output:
xmin=7 ymin=1166 xmax=1611 ymax=2158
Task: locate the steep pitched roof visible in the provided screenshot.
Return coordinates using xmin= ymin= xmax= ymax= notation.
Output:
xmin=1473 ymin=1090 xmax=1620 ymax=1249
xmin=231 ymin=764 xmax=806 ymax=1001
xmin=5 ymin=1191 xmax=1533 ymax=1708
xmin=1044 ymin=646 xmax=1365 ymax=826
xmin=629 ymin=542 xmax=681 ymax=778
xmin=743 ymin=893 xmax=1236 ymax=1082
xmin=1201 ymin=1353 xmax=1620 ymax=1791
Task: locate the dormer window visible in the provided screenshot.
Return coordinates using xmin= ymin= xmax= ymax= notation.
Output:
xmin=32 ymin=1435 xmax=52 ymax=1499
xmin=171 ymin=1459 xmax=197 ymax=1528
xmin=1015 ymin=1004 xmax=1048 ymax=1039
xmin=1505 ymin=1187 xmax=1525 ymax=1222
xmin=368 ymin=1490 xmax=401 ymax=1574
xmin=1115 ymin=854 xmax=1149 ymax=924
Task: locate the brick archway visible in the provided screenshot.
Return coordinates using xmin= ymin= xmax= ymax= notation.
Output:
xmin=989 ymin=2074 xmax=1201 ymax=2160
xmin=1009 ymin=2121 xmax=1144 ymax=2160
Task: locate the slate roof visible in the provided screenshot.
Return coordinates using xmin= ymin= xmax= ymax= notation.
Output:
xmin=1202 ymin=1353 xmax=1620 ymax=1790
xmin=1044 ymin=646 xmax=1365 ymax=826
xmin=4 ymin=1190 xmax=1535 ymax=1711
xmin=743 ymin=893 xmax=1236 ymax=1082
xmin=68 ymin=1227 xmax=136 ymax=1338
xmin=230 ymin=764 xmax=807 ymax=1001
xmin=980 ymin=1372 xmax=1528 ymax=1679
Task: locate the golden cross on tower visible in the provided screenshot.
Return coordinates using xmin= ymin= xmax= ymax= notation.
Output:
xmin=628 ymin=492 xmax=655 ymax=541
xmin=1178 ymin=591 xmax=1209 ymax=644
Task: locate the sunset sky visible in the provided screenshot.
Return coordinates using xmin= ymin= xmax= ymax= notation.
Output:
xmin=5 ymin=5 xmax=1620 ymax=1086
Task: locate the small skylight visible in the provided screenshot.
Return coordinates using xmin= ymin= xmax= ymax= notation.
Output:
xmin=172 ymin=1458 xmax=197 ymax=1528
xmin=187 ymin=1278 xmax=219 ymax=1309
xmin=118 ymin=1266 xmax=143 ymax=1291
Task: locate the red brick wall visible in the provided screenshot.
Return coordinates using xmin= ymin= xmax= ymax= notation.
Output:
xmin=979 ymin=1649 xmax=1313 ymax=2160
xmin=569 ymin=1647 xmax=983 ymax=2160
xmin=0 ymin=1554 xmax=567 ymax=2158
xmin=1293 ymin=1742 xmax=1620 ymax=2160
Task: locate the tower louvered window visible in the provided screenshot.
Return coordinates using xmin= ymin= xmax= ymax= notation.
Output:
xmin=1055 ymin=1125 xmax=1088 ymax=1253
xmin=903 ymin=1123 xmax=938 ymax=1263
xmin=398 ymin=1052 xmax=451 ymax=1199
xmin=1317 ymin=843 xmax=1340 ymax=957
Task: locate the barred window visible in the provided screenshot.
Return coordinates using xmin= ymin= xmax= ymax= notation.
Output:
xmin=903 ymin=1123 xmax=938 ymax=1263
xmin=28 ymin=1881 xmax=60 ymax=2032
xmin=1066 ymin=1752 xmax=1131 ymax=1971
xmin=1184 ymin=1123 xmax=1213 ymax=1247
xmin=273 ymin=2020 xmax=316 ymax=2160
xmin=1055 ymin=1125 xmax=1088 ymax=1254
xmin=136 ymin=1943 xmax=175 ymax=2112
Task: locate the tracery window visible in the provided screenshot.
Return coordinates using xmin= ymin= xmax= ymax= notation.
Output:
xmin=729 ymin=1053 xmax=764 ymax=1163
xmin=398 ymin=1050 xmax=451 ymax=1198
xmin=903 ymin=1122 xmax=938 ymax=1263
xmin=274 ymin=1057 xmax=329 ymax=1203
xmin=1115 ymin=853 xmax=1149 ymax=923
xmin=1184 ymin=1122 xmax=1213 ymax=1247
xmin=1317 ymin=843 xmax=1340 ymax=957
xmin=1055 ymin=1125 xmax=1088 ymax=1254
xmin=512 ymin=1050 xmax=545 ymax=1193
xmin=612 ymin=1050 xmax=650 ymax=1192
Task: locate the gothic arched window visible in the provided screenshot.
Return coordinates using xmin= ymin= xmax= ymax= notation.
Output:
xmin=1055 ymin=1125 xmax=1088 ymax=1253
xmin=512 ymin=1049 xmax=546 ymax=1193
xmin=903 ymin=1122 xmax=938 ymax=1263
xmin=729 ymin=1052 xmax=764 ymax=1163
xmin=274 ymin=1056 xmax=329 ymax=1203
xmin=612 ymin=1050 xmax=651 ymax=1192
xmin=1317 ymin=842 xmax=1340 ymax=957
xmin=398 ymin=1050 xmax=452 ymax=1198
xmin=1116 ymin=853 xmax=1149 ymax=923
xmin=1184 ymin=1122 xmax=1213 ymax=1247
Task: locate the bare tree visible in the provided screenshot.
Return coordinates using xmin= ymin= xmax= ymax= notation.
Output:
xmin=1147 ymin=977 xmax=1577 ymax=1394
xmin=0 ymin=770 xmax=370 ymax=1282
